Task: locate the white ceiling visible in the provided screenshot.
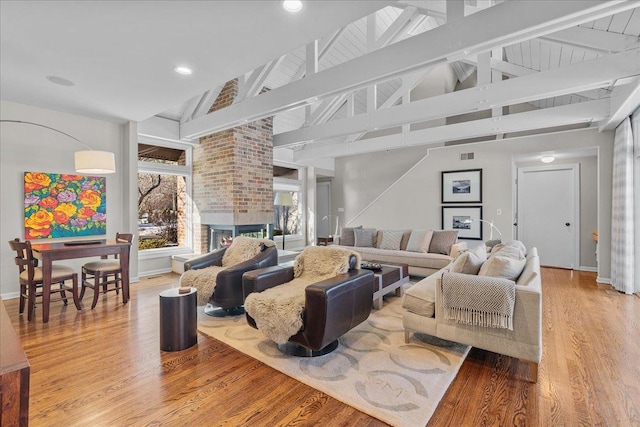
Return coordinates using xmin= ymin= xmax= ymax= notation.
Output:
xmin=3 ymin=0 xmax=640 ymax=164
xmin=0 ymin=0 xmax=388 ymax=123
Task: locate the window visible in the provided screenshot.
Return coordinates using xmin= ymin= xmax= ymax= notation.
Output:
xmin=138 ymin=138 xmax=192 ymax=251
xmin=274 ymin=175 xmax=302 ymax=238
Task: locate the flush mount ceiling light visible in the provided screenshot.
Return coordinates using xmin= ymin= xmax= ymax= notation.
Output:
xmin=282 ymin=0 xmax=303 ymax=13
xmin=174 ymin=66 xmax=192 ymax=75
xmin=541 ymin=156 xmax=555 ymax=164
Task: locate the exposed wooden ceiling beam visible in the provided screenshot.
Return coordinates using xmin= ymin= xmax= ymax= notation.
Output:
xmin=292 ymin=99 xmax=610 ymax=161
xmin=305 ymin=7 xmax=424 ymax=128
xmin=273 ymin=49 xmax=640 ymax=147
xmin=540 ymin=26 xmax=640 ymax=54
xmin=599 ymin=78 xmax=640 ymax=130
xmin=179 ymin=86 xmax=223 ymax=123
xmin=181 ymin=1 xmax=640 ymax=140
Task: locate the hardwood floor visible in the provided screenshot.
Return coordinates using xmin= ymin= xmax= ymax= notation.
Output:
xmin=4 ymin=268 xmax=639 ymax=426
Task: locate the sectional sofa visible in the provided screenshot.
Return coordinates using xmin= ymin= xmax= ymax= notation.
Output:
xmin=402 ymin=242 xmax=542 ymax=382
xmin=334 ymin=227 xmax=466 ymax=277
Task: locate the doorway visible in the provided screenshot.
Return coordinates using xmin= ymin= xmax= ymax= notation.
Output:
xmin=517 ymin=164 xmax=580 ymax=269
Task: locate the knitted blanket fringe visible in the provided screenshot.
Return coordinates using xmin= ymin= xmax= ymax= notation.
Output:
xmin=443 ymin=307 xmax=513 ymax=330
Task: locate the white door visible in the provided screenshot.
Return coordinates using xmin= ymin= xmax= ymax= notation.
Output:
xmin=316 ymin=182 xmax=331 ymax=238
xmin=517 ymin=165 xmax=579 ymax=269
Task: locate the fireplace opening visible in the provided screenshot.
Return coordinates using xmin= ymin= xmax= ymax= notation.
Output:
xmin=208 ymin=224 xmax=273 ymax=251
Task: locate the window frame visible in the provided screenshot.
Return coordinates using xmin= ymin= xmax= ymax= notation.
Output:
xmin=137 ymin=136 xmax=193 ymax=255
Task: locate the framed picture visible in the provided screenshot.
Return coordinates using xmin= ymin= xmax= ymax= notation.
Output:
xmin=441 ymin=169 xmax=482 ymax=203
xmin=442 ymin=206 xmax=483 ymax=240
xmin=24 ymin=172 xmax=107 ymax=240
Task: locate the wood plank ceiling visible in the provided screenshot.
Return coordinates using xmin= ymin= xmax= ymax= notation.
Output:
xmin=160 ymin=0 xmax=640 ymax=163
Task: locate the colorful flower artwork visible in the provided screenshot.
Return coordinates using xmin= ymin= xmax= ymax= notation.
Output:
xmin=24 ymin=172 xmax=106 ymax=240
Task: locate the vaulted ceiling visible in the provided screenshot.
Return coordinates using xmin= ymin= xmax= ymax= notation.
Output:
xmin=172 ymin=0 xmax=640 ymax=164
xmin=2 ymin=1 xmax=640 ymax=165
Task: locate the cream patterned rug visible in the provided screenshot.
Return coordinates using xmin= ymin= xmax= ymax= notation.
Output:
xmin=197 ymin=295 xmax=469 ymax=427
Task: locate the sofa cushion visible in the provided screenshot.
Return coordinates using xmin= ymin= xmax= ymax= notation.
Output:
xmin=378 ymin=230 xmax=404 ymax=250
xmin=340 ymin=245 xmax=452 ymax=270
xmin=517 ymin=252 xmax=540 ymax=286
xmin=354 ymin=228 xmax=376 ymax=247
xmin=406 ymin=230 xmax=433 ymax=253
xmin=428 ymin=230 xmax=459 ymax=255
xmin=479 ymin=255 xmax=526 ymax=281
xmin=450 ymin=244 xmax=487 ymax=275
xmin=402 ymin=275 xmax=437 ymax=317
xmin=340 ymin=226 xmax=362 ymax=246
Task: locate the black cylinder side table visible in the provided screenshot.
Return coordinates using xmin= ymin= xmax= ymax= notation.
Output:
xmin=159 ymin=287 xmax=197 ymax=352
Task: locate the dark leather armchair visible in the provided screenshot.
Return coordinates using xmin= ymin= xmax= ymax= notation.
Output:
xmin=184 ymin=242 xmax=278 ymax=317
xmin=243 ymin=252 xmax=374 ymax=356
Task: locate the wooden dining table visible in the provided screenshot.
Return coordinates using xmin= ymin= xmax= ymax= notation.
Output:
xmin=30 ymin=239 xmax=132 ymax=323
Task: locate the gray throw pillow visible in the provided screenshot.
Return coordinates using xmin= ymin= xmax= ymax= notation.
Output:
xmin=339 ymin=226 xmax=362 ymax=247
xmin=378 ymin=230 xmax=404 ymax=250
xmin=354 ymin=228 xmax=376 ymax=247
xmin=428 ymin=230 xmax=459 ymax=255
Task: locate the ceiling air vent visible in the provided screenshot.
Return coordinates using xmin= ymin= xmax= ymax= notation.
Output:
xmin=460 ymin=152 xmax=475 ymax=160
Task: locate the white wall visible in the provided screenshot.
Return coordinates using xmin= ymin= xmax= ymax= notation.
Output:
xmin=0 ymin=100 xmax=131 ymax=298
xmin=333 ymin=127 xmax=614 ymax=279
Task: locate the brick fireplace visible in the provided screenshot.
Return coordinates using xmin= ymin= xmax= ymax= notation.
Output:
xmin=193 ymin=79 xmax=274 ymax=253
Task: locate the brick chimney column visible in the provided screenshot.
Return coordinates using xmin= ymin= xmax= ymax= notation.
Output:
xmin=192 ymin=80 xmax=274 ymax=253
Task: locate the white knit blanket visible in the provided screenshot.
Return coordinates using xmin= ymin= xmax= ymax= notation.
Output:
xmin=244 ymin=246 xmax=360 ymax=344
xmin=441 ymin=272 xmax=516 ymax=330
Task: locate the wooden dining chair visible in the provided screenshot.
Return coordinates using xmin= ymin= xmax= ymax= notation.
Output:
xmin=8 ymin=238 xmax=81 ymax=321
xmin=80 ymin=233 xmax=133 ymax=309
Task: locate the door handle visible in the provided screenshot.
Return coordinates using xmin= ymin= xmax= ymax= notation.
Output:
xmin=565 ymin=222 xmax=571 ymax=226
xmin=513 ymin=223 xmax=517 ymax=226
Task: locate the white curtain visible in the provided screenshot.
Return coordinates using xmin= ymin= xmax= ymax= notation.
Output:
xmin=634 ymin=109 xmax=640 ymax=294
xmin=611 ymin=116 xmax=636 ymax=294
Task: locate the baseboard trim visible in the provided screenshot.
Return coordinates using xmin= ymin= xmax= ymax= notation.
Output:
xmin=578 ymin=266 xmax=598 ymax=272
xmin=0 ymin=291 xmax=20 ymax=300
xmin=139 ymin=268 xmax=173 ymax=278
xmin=596 ymin=276 xmax=612 ymax=284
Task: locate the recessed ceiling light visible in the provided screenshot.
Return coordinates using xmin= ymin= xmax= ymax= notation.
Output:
xmin=46 ymin=75 xmax=75 ymax=86
xmin=282 ymin=0 xmax=303 ymax=13
xmin=541 ymin=156 xmax=555 ymax=163
xmin=174 ymin=66 xmax=192 ymax=75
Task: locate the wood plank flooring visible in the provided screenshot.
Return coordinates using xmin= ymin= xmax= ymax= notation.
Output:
xmin=4 ymin=268 xmax=639 ymax=426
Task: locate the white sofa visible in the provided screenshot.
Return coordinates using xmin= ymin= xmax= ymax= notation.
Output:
xmin=402 ymin=244 xmax=542 ymax=382
xmin=334 ymin=228 xmax=466 ymax=277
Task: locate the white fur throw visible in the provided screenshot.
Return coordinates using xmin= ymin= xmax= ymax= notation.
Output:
xmin=222 ymin=236 xmax=275 ymax=267
xmin=180 ymin=236 xmax=275 ymax=306
xmin=180 ymin=265 xmax=226 ymax=305
xmin=245 ymin=246 xmax=360 ymax=344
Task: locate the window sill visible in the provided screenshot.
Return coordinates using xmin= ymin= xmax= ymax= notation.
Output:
xmin=138 ymin=245 xmax=192 ymax=260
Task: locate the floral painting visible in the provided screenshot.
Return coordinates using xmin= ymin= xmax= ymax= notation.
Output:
xmin=24 ymin=172 xmax=106 ymax=240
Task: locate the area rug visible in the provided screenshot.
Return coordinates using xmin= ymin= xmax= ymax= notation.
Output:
xmin=197 ymin=295 xmax=469 ymax=427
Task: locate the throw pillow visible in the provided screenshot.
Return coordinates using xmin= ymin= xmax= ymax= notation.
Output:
xmin=495 ymin=245 xmax=525 ymax=260
xmin=406 ymin=230 xmax=433 ymax=253
xmin=399 ymin=230 xmax=412 ymax=250
xmin=478 ymin=255 xmax=526 ymax=281
xmin=506 ymin=240 xmax=527 ymax=255
xmin=428 ymin=230 xmax=459 ymax=255
xmin=354 ymin=228 xmax=376 ymax=247
xmin=378 ymin=230 xmax=404 ymax=250
xmin=449 ymin=243 xmax=487 ymax=275
xmin=339 ymin=226 xmax=362 ymax=247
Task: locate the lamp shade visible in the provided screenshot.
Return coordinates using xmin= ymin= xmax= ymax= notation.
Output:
xmin=74 ymin=150 xmax=116 ymax=174
xmin=274 ymin=192 xmax=293 ymax=207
